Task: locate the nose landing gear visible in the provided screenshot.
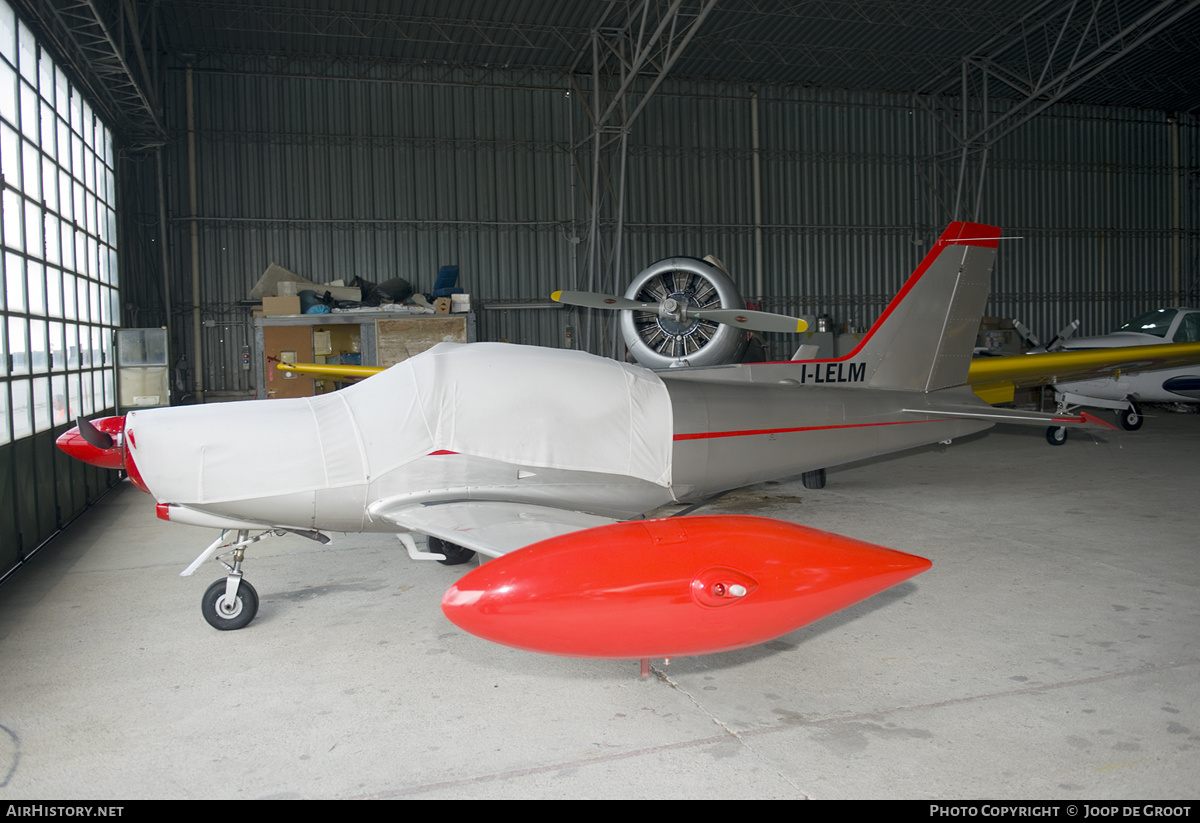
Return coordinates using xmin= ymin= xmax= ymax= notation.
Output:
xmin=183 ymin=527 xmax=329 ymax=631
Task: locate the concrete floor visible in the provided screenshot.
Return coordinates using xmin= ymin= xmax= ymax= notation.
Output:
xmin=0 ymin=411 xmax=1197 ymax=799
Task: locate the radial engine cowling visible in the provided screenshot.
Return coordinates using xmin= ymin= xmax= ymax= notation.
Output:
xmin=621 ymin=257 xmax=748 ymax=368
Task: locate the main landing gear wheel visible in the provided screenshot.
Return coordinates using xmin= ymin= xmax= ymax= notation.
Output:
xmin=1046 ymin=426 xmax=1068 ymax=446
xmin=428 ymin=536 xmax=476 ymax=566
xmin=802 ymin=468 xmax=827 ymax=489
xmin=202 ymin=578 xmax=259 ymax=631
xmin=1118 ymin=399 xmax=1143 ymax=431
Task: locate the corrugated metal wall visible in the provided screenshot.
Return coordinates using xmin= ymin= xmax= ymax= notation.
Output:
xmin=119 ymin=61 xmax=1198 ymax=389
xmin=123 ymin=62 xmax=581 ymax=395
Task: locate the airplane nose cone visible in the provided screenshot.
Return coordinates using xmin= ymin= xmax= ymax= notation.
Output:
xmin=56 ymin=416 xmax=127 ymax=470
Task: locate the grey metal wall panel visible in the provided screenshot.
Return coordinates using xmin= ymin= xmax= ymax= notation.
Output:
xmin=117 ymin=63 xmax=1197 ymax=391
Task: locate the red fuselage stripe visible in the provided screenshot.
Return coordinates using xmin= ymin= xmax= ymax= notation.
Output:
xmin=674 ymin=419 xmax=937 ymax=441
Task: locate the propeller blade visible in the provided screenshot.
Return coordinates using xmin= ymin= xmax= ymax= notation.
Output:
xmin=551 ymin=290 xmax=656 ymax=312
xmin=552 ymin=290 xmax=808 ymax=334
xmin=1046 ymin=319 xmax=1080 ymax=352
xmin=689 ymin=308 xmax=808 ymax=333
xmin=1012 ymin=319 xmax=1040 ymax=348
xmin=76 ymin=417 xmax=114 ymax=450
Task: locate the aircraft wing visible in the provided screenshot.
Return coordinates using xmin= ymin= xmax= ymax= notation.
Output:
xmin=368 ymin=499 xmax=618 ymax=558
xmin=968 ymin=341 xmax=1200 ymax=403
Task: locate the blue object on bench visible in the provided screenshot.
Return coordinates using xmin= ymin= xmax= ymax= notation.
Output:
xmin=431 ymin=264 xmax=464 ymax=298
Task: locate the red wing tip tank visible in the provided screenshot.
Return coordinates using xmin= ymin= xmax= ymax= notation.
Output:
xmin=441 ymin=515 xmax=931 ymax=659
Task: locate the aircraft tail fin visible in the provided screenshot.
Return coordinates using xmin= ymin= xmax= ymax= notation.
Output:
xmin=843 ymin=222 xmax=1000 ymax=392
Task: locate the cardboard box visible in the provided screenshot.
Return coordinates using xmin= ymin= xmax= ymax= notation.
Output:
xmin=979 ymin=316 xmax=1015 ymax=331
xmin=263 ymin=296 xmax=302 ymax=316
xmin=434 ymin=297 xmax=452 ymax=315
xmin=1013 ymin=386 xmax=1041 ymax=408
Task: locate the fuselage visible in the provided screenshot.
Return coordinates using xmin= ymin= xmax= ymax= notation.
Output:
xmin=101 ymin=345 xmax=993 ymax=534
xmin=662 ymin=364 xmax=991 ymax=500
xmin=61 ymin=223 xmax=1007 ymax=535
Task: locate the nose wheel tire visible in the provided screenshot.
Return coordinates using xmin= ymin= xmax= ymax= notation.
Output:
xmin=1046 ymin=426 xmax=1068 ymax=446
xmin=202 ymin=578 xmax=259 ymax=630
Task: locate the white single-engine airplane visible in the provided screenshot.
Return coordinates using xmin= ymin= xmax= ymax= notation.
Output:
xmin=1039 ymin=308 xmax=1200 ymax=436
xmin=56 ymin=223 xmax=1200 ymax=663
xmin=966 ymin=308 xmax=1200 ymax=445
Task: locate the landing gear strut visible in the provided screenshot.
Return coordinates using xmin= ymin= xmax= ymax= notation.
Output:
xmin=1049 ymin=395 xmax=1073 ymax=446
xmin=190 ymin=529 xmax=262 ymax=630
xmin=182 ymin=527 xmax=329 ymax=631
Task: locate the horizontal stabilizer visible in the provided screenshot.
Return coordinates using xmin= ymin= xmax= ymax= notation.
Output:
xmin=903 ymin=405 xmax=1118 ymax=430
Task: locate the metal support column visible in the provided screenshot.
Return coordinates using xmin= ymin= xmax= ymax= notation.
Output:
xmin=914 ymin=0 xmax=1200 ymax=224
xmin=567 ymin=0 xmax=718 ymax=357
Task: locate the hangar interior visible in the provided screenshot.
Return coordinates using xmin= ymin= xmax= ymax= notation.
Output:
xmin=0 ymin=0 xmax=1198 ymax=799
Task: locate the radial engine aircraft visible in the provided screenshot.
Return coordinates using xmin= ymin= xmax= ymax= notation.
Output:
xmin=57 ymin=222 xmax=1197 ymax=663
